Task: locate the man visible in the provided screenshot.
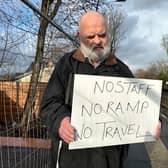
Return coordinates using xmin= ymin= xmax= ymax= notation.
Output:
xmin=40 ymin=11 xmax=161 ymax=168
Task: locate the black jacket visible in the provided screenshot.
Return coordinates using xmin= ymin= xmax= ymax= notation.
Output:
xmin=40 ymin=49 xmax=134 ymax=168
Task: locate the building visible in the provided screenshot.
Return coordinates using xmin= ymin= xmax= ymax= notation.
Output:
xmin=15 ymin=60 xmax=54 ymax=83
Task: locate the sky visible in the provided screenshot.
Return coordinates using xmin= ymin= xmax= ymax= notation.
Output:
xmin=116 ymin=0 xmax=168 ymax=72
xmin=13 ymin=0 xmax=168 ymax=73
xmin=0 ymin=0 xmax=168 ymax=74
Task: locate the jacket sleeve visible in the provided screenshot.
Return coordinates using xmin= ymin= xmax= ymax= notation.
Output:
xmin=39 ymin=57 xmax=71 ymax=139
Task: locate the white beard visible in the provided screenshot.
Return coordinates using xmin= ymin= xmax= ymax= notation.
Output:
xmin=80 ymin=42 xmax=111 ymax=63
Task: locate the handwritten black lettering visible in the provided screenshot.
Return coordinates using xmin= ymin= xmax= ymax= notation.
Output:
xmin=136 ymin=125 xmax=146 ymax=138
xmin=127 ymin=123 xmax=136 ymax=135
xmin=124 ymin=82 xmax=138 ymax=94
xmin=75 ymin=124 xmax=92 ymax=140
xmin=96 ymin=121 xmax=116 ymax=140
xmin=81 ymin=100 xmax=149 ymax=118
xmin=96 ymin=122 xmax=146 ymax=141
xmin=106 ymin=81 xmax=114 ymax=92
xmin=93 ymin=79 xmax=155 ymax=96
xmin=127 ymin=100 xmax=140 ymax=113
xmin=94 ymin=103 xmax=102 ymax=114
xmin=145 ymin=84 xmax=154 ymax=95
xmin=140 ymin=101 xmax=149 ymax=113
xmin=138 ymin=83 xmax=146 ymax=94
xmin=81 ymin=104 xmax=92 ymax=117
xmin=115 ymin=81 xmax=124 ymax=93
xmin=106 ymin=101 xmax=124 ymax=116
xmin=121 ymin=126 xmax=128 ymax=136
xmin=130 ymin=84 xmax=139 ymax=94
xmin=115 ymin=102 xmax=123 ymax=114
xmin=94 ymin=80 xmax=105 ymax=94
xmin=113 ymin=127 xmax=122 ymax=140
xmin=106 ymin=101 xmax=119 ymax=117
xmin=81 ymin=103 xmax=104 ymax=117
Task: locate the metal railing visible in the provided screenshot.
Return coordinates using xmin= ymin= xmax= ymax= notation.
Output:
xmin=0 ymin=81 xmax=51 ymax=168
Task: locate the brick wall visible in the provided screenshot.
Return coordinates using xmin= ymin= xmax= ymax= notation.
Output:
xmin=0 ymin=82 xmax=46 ymax=123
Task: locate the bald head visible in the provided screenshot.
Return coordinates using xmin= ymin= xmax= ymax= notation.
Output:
xmin=79 ymin=11 xmax=107 ymax=35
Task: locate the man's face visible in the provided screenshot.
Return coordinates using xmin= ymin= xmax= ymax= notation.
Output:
xmin=79 ymin=15 xmax=110 ymax=62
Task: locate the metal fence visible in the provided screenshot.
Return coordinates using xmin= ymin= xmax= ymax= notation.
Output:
xmin=0 ymin=81 xmax=52 ymax=168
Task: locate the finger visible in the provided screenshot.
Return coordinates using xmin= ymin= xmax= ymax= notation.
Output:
xmin=60 ymin=119 xmax=74 ymax=135
xmin=59 ymin=117 xmax=75 ymax=143
xmin=61 ymin=129 xmax=74 ymax=143
xmin=66 ymin=125 xmax=75 ymax=136
xmin=62 ymin=132 xmax=74 ymax=143
xmin=63 ymin=127 xmax=74 ymax=141
xmin=59 ymin=126 xmax=74 ymax=142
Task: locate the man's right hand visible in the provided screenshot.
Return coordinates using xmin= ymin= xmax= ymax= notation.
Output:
xmin=58 ymin=116 xmax=74 ymax=143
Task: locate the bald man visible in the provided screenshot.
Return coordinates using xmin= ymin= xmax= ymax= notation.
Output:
xmin=40 ymin=11 xmax=161 ymax=168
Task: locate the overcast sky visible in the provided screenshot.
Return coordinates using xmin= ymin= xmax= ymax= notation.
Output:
xmin=115 ymin=0 xmax=168 ymax=72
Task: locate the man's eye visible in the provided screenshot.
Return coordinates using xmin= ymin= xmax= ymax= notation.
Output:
xmin=98 ymin=33 xmax=106 ymax=38
xmin=87 ymin=35 xmax=95 ymax=39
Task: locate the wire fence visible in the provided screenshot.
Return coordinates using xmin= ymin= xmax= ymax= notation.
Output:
xmin=0 ymin=81 xmax=52 ymax=168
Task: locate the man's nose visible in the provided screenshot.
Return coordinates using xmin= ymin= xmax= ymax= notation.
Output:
xmin=93 ymin=35 xmax=101 ymax=45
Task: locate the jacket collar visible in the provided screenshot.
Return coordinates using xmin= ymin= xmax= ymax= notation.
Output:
xmin=72 ymin=48 xmax=118 ymax=65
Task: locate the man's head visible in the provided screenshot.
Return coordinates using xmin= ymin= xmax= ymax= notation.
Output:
xmin=78 ymin=11 xmax=111 ymax=63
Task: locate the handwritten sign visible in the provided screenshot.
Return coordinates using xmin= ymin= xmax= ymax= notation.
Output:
xmin=69 ymin=74 xmax=162 ymax=150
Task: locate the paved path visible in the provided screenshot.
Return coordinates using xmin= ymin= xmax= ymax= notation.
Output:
xmin=124 ymin=114 xmax=168 ymax=168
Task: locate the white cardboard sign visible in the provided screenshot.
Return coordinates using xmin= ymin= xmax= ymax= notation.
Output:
xmin=69 ymin=74 xmax=162 ymax=150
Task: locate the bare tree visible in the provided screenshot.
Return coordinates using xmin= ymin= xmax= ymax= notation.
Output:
xmin=43 ymin=0 xmax=126 ymax=59
xmin=39 ymin=0 xmax=105 ymax=62
xmin=0 ymin=0 xmax=127 ymax=135
xmin=138 ymin=61 xmax=168 ymax=86
xmin=106 ymin=9 xmax=125 ymax=54
xmin=0 ymin=1 xmax=38 ymax=75
xmin=134 ymin=69 xmax=147 ymax=78
xmin=0 ymin=16 xmax=26 ymax=74
xmin=21 ymin=0 xmax=62 ymax=136
xmin=161 ymin=34 xmax=168 ymax=56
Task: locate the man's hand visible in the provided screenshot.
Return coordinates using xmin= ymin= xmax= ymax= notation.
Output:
xmin=155 ymin=120 xmax=161 ymax=140
xmin=58 ymin=116 xmax=74 ymax=143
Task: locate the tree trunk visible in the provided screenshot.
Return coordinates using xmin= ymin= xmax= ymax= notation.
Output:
xmin=21 ymin=23 xmax=47 ymax=137
xmin=21 ymin=0 xmax=62 ymax=137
